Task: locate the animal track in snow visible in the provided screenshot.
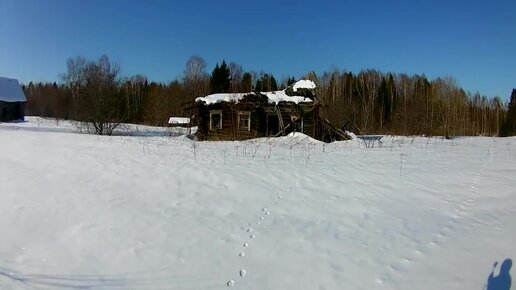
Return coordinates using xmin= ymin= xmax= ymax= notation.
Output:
xmin=376 ymin=149 xmax=495 ymax=286
xmin=239 ymin=269 xmax=246 ymax=277
xmin=225 ymin=183 xmax=299 ymax=287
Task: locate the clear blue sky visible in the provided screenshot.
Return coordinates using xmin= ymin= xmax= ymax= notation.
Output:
xmin=1 ymin=0 xmax=515 ymax=99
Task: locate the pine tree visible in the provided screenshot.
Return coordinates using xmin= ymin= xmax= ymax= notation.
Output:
xmin=287 ymin=77 xmax=296 ymax=87
xmin=377 ymin=77 xmax=390 ymax=125
xmin=255 ymin=79 xmax=263 ymax=92
xmin=256 ymin=74 xmax=278 ymax=91
xmin=210 ymin=61 xmax=231 ymax=94
xmin=376 ymin=74 xmax=397 ymax=125
xmin=241 ymin=72 xmax=252 ymax=92
xmin=500 ymin=89 xmax=516 ymax=136
xmin=270 ymin=75 xmax=278 ymax=91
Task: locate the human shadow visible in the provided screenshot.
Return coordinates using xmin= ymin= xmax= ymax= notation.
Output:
xmin=487 ymin=258 xmax=512 ymax=290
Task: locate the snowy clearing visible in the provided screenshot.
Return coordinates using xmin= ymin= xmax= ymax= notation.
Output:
xmin=1 ymin=117 xmax=515 ymax=290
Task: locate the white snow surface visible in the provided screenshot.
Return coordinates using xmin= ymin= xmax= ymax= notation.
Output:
xmin=0 ymin=77 xmax=27 ymax=102
xmin=168 ymin=117 xmax=190 ymax=125
xmin=260 ymin=90 xmax=312 ymax=104
xmin=346 ymin=130 xmax=358 ymax=139
xmin=1 ymin=117 xmax=516 ymax=290
xmin=195 ymin=90 xmax=312 ymax=105
xmin=196 ymin=92 xmax=254 ymax=105
xmin=292 ymin=79 xmax=316 ymax=92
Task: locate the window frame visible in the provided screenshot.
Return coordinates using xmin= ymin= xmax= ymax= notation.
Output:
xmin=291 ymin=115 xmax=304 ymax=133
xmin=238 ymin=111 xmax=251 ymax=132
xmin=209 ymin=110 xmax=223 ymax=131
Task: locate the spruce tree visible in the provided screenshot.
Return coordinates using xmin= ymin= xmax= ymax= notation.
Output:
xmin=501 ymin=89 xmax=516 ymax=136
xmin=256 ymin=74 xmax=278 ymax=91
xmin=255 ymin=79 xmax=263 ymax=92
xmin=377 ymin=77 xmax=389 ymax=122
xmin=287 ymin=77 xmax=296 ymax=87
xmin=210 ymin=61 xmax=231 ymax=94
xmin=241 ymin=72 xmax=252 ymax=92
xmin=270 ymin=74 xmax=278 ymax=91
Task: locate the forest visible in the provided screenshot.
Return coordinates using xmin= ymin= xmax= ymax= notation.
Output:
xmin=22 ymin=55 xmax=516 ymax=137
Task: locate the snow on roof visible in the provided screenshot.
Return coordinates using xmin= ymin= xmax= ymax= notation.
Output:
xmin=195 ymin=90 xmax=312 ymax=105
xmin=292 ymin=80 xmax=316 ymax=92
xmin=0 ymin=77 xmax=27 ymax=102
xmin=168 ymin=117 xmax=190 ymax=125
xmin=195 ymin=92 xmax=255 ymax=105
xmin=260 ymin=91 xmax=312 ymax=104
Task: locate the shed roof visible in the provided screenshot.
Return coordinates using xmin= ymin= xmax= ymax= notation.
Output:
xmin=195 ymin=91 xmax=312 ymax=105
xmin=195 ymin=79 xmax=316 ymax=105
xmin=0 ymin=77 xmax=27 ymax=102
xmin=260 ymin=91 xmax=312 ymax=104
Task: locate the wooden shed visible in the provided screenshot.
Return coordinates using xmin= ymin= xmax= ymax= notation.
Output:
xmin=0 ymin=77 xmax=27 ymax=122
xmin=191 ymin=80 xmax=349 ymax=142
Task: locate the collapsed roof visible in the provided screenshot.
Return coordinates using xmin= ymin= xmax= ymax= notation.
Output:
xmin=195 ymin=79 xmax=316 ymax=105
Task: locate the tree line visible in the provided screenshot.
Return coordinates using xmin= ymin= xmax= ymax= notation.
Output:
xmin=23 ymin=54 xmax=516 ymax=136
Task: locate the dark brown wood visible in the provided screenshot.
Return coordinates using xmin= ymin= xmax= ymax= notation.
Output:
xmin=0 ymin=101 xmax=25 ymax=122
xmin=191 ymin=91 xmax=350 ymax=142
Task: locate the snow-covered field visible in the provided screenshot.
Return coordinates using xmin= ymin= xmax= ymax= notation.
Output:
xmin=1 ymin=117 xmax=515 ymax=290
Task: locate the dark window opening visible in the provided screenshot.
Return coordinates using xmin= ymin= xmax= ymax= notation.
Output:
xmin=267 ymin=115 xmax=279 ymax=136
xmin=14 ymin=103 xmax=21 ymax=120
xmin=291 ymin=115 xmax=303 ymax=133
xmin=238 ymin=112 xmax=251 ymax=131
xmin=210 ymin=111 xmax=222 ymax=130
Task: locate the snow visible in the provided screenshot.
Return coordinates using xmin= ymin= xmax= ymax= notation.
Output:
xmin=168 ymin=117 xmax=190 ymax=125
xmin=195 ymin=91 xmax=312 ymax=105
xmin=260 ymin=90 xmax=312 ymax=104
xmin=0 ymin=77 xmax=27 ymax=102
xmin=292 ymin=79 xmax=316 ymax=92
xmin=346 ymin=130 xmax=357 ymax=139
xmin=195 ymin=93 xmax=254 ymax=105
xmin=1 ymin=117 xmax=516 ymax=290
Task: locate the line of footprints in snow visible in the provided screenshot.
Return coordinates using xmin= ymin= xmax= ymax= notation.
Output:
xmin=377 ymin=151 xmax=494 ymax=286
xmin=227 ymin=184 xmax=298 ymax=287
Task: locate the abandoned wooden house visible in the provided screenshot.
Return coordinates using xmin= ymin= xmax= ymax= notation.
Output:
xmin=0 ymin=77 xmax=27 ymax=122
xmin=191 ymin=80 xmax=349 ymax=142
